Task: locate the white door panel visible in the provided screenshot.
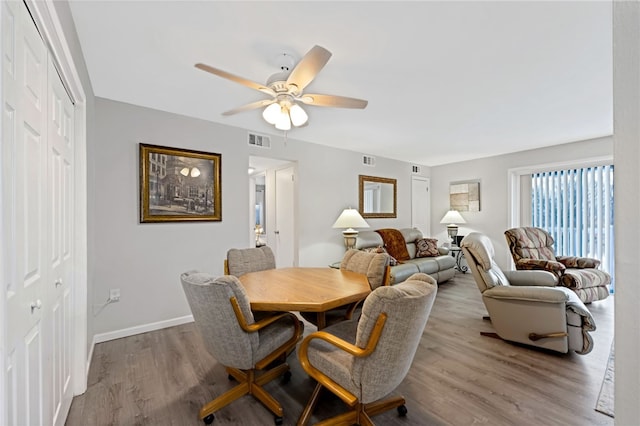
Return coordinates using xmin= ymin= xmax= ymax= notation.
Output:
xmin=274 ymin=166 xmax=296 ymax=267
xmin=3 ymin=2 xmax=75 ymax=425
xmin=411 ymin=177 xmax=430 ymax=236
xmin=4 ymin=2 xmax=48 ymax=425
xmin=48 ymin=55 xmax=74 ymax=426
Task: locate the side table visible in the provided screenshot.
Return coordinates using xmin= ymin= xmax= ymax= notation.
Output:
xmin=449 ymin=246 xmax=468 ymax=273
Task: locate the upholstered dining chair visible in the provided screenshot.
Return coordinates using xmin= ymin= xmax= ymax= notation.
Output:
xmin=461 ymin=232 xmax=596 ymax=354
xmin=297 ymin=272 xmax=437 ymax=425
xmin=301 ymin=249 xmax=391 ymax=328
xmin=181 ymin=271 xmax=303 ymax=425
xmin=504 ymin=227 xmax=610 ymax=303
xmin=225 ymin=245 xmax=276 ymax=276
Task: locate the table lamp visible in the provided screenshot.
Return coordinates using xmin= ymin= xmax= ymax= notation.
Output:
xmin=332 ymin=208 xmax=370 ymax=250
xmin=439 ymin=210 xmax=466 ymax=245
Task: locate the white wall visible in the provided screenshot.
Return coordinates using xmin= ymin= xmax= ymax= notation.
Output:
xmin=613 ymin=1 xmax=640 ymax=422
xmin=90 ymin=98 xmax=428 ymax=337
xmin=429 ymin=136 xmax=613 ymax=269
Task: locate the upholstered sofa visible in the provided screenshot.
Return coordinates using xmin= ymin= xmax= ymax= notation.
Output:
xmin=355 ymin=228 xmax=456 ymax=284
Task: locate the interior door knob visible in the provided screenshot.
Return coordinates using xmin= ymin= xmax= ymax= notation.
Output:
xmin=30 ymin=299 xmax=42 ymax=312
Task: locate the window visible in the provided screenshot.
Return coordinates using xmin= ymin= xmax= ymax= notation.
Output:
xmin=531 ymin=165 xmax=614 ymax=289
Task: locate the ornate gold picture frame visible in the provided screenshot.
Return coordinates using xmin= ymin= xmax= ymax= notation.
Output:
xmin=359 ymin=175 xmax=397 ymax=218
xmin=140 ymin=143 xmax=221 ymax=223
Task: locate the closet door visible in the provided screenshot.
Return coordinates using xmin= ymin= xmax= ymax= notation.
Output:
xmin=3 ymin=2 xmax=75 ymax=424
xmin=47 ymin=58 xmax=74 ymax=426
xmin=3 ymin=1 xmax=48 ymax=424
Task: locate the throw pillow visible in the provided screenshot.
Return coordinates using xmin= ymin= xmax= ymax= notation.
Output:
xmin=415 ymin=238 xmax=439 ymax=258
xmin=361 ymin=246 xmax=399 ymax=266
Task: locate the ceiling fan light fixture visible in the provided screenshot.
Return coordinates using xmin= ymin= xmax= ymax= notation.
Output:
xmin=262 ymin=103 xmax=281 ymax=125
xmin=289 ymin=103 xmax=308 ymax=127
xmin=275 ymin=107 xmax=291 ymax=131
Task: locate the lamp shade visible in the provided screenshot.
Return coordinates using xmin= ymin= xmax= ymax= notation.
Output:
xmin=439 ymin=210 xmax=466 ymax=225
xmin=332 ymin=208 xmax=369 ymax=230
xmin=289 ymin=104 xmax=308 ymax=127
xmin=262 ymin=103 xmax=281 ymax=125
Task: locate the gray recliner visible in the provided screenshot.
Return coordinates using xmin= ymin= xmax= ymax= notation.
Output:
xmin=460 ymin=232 xmax=596 ymax=354
xmin=297 ymin=272 xmax=437 ymax=425
xmin=181 ymin=271 xmax=303 ymax=425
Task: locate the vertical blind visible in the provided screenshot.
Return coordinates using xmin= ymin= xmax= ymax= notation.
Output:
xmin=531 ymin=165 xmax=614 ymax=290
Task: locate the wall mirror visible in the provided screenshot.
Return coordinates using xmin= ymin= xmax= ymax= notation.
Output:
xmin=359 ymin=175 xmax=397 ymax=218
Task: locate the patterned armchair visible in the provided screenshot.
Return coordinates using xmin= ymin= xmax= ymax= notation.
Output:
xmin=297 ymin=273 xmax=437 ymax=425
xmin=504 ymin=227 xmax=610 ymax=303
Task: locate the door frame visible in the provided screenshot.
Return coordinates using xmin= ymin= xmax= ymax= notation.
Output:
xmin=0 ymin=3 xmax=89 ymax=418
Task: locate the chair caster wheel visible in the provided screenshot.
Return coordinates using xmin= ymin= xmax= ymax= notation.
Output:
xmin=397 ymin=405 xmax=408 ymax=417
xmin=228 ymin=374 xmax=234 ymax=381
xmin=274 ymin=415 xmax=283 ymax=425
xmin=203 ymin=413 xmax=215 ymax=424
xmin=282 ymin=371 xmax=292 ymax=384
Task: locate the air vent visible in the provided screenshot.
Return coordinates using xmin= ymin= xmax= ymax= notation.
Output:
xmin=363 ymin=155 xmax=376 ymax=166
xmin=248 ymin=132 xmax=271 ymax=148
xmin=412 ymin=165 xmax=421 ymax=174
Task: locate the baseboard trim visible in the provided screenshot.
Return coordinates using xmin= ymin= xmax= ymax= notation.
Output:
xmin=93 ymin=315 xmax=195 ymax=345
xmin=86 ymin=336 xmax=95 ymax=378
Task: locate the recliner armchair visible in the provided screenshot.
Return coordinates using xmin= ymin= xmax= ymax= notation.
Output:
xmin=504 ymin=227 xmax=610 ymax=303
xmin=461 ymin=232 xmax=596 ymax=354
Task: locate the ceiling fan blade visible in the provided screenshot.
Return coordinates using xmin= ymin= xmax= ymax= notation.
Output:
xmin=222 ymin=99 xmax=275 ymax=116
xmin=195 ymin=63 xmax=276 ymax=97
xmin=286 ymin=45 xmax=332 ymax=92
xmin=298 ymin=93 xmax=368 ymax=109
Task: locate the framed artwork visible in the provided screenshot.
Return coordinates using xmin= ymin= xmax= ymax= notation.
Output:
xmin=139 ymin=143 xmax=221 ymax=223
xmin=449 ymin=180 xmax=480 ymax=212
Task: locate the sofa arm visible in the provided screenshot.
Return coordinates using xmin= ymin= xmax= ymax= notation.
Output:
xmin=483 ymin=285 xmax=569 ymax=304
xmin=438 ymin=246 xmax=449 ymax=255
xmin=556 ymin=256 xmax=600 ymax=269
xmin=503 ymin=270 xmax=558 ymax=287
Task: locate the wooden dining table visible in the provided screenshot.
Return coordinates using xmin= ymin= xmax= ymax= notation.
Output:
xmin=237 ymin=267 xmax=371 ymax=329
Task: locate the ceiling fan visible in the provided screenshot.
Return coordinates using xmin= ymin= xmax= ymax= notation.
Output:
xmin=195 ymin=45 xmax=368 ymax=131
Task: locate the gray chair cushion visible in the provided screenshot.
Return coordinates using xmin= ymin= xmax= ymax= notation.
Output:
xmin=227 ymin=246 xmax=275 ymax=277
xmin=340 ymin=249 xmax=390 ymax=290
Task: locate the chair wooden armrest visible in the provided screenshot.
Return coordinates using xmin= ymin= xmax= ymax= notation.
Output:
xmin=230 ymin=297 xmax=301 ymax=333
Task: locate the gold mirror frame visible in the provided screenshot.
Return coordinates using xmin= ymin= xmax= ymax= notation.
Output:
xmin=359 ymin=175 xmax=397 ymax=218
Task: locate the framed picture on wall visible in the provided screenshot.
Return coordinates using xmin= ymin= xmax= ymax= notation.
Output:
xmin=449 ymin=180 xmax=480 ymax=212
xmin=139 ymin=143 xmax=222 ymax=223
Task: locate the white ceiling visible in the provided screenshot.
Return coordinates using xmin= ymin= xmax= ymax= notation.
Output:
xmin=68 ymin=1 xmax=613 ymax=166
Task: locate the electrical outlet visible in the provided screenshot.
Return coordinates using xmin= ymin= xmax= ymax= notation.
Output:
xmin=109 ymin=288 xmax=121 ymax=302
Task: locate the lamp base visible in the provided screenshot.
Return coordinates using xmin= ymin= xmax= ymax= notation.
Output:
xmin=342 ymin=229 xmax=359 ymax=251
xmin=447 ymin=225 xmax=458 ymax=246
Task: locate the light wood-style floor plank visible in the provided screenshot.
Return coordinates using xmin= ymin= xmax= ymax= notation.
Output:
xmin=66 ymin=273 xmax=614 ymax=425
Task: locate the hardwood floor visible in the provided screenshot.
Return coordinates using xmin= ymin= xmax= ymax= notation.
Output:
xmin=66 ymin=273 xmax=614 ymax=426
